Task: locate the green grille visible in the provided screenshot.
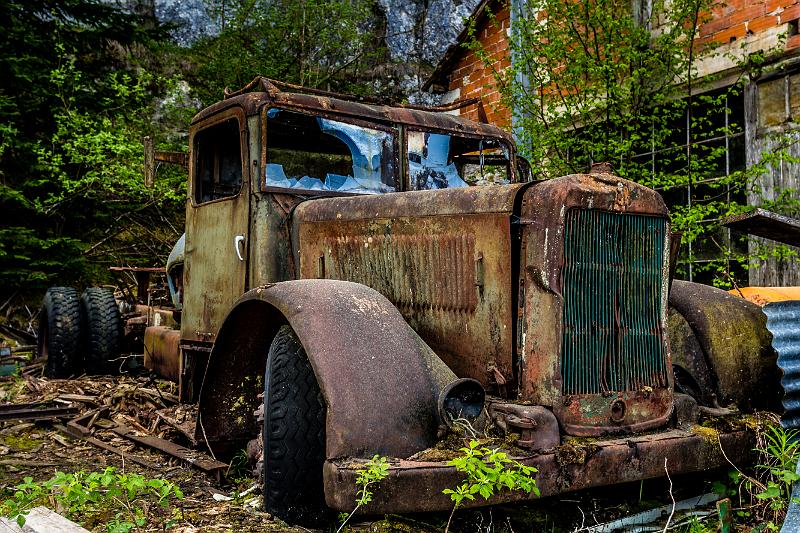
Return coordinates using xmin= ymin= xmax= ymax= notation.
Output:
xmin=561 ymin=209 xmax=668 ymax=395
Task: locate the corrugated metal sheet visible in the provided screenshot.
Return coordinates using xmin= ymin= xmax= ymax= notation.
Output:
xmin=764 ymin=300 xmax=800 ymax=428
xmin=561 ymin=209 xmax=669 ymax=395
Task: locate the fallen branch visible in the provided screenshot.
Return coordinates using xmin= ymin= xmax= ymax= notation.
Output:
xmin=663 ymin=457 xmax=675 ymax=532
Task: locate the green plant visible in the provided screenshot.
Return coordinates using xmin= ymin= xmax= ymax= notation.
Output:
xmin=190 ymin=0 xmax=385 ymax=107
xmin=337 ymin=454 xmax=389 ymax=533
xmin=753 ymin=424 xmax=800 ymax=528
xmin=442 ymin=440 xmax=539 ymax=533
xmin=0 ymin=467 xmax=184 ymax=531
xmin=226 ymin=448 xmax=253 ymax=484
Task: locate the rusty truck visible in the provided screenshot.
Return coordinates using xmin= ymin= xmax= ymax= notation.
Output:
xmin=37 ymin=77 xmax=781 ymax=524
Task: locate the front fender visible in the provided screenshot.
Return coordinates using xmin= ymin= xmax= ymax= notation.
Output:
xmin=669 ymin=280 xmax=780 ymax=411
xmin=197 ymin=279 xmax=457 ymax=459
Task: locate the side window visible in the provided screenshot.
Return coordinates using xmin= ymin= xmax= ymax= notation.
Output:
xmin=193 ymin=118 xmax=243 ymax=204
xmin=407 ymin=131 xmax=512 ymax=190
xmin=264 ymin=109 xmax=397 ymax=194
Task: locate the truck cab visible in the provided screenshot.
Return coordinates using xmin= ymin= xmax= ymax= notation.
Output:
xmin=178 ymin=79 xmax=528 ymax=401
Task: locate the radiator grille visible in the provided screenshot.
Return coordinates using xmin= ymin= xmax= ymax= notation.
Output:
xmin=561 ymin=209 xmax=668 ymax=395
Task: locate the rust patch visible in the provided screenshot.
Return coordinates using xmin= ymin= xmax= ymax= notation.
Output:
xmin=294 ymin=188 xmax=523 ymax=391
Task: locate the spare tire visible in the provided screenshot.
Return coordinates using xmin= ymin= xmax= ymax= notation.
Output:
xmin=80 ymin=288 xmax=123 ymax=375
xmin=38 ymin=287 xmax=82 ymax=378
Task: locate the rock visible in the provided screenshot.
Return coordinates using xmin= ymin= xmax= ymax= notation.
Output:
xmin=377 ymin=0 xmax=481 ymax=63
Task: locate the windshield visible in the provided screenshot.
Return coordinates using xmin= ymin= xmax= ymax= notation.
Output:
xmin=264 ymin=108 xmax=396 ymax=194
xmin=407 ymin=131 xmax=511 ymax=190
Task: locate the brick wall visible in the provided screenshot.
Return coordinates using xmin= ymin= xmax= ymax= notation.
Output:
xmin=443 ymin=0 xmax=800 ymax=127
xmin=699 ymin=0 xmax=800 ymax=49
xmin=446 ymin=2 xmax=511 ymax=126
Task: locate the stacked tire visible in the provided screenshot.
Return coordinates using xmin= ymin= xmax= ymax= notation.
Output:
xmin=79 ymin=288 xmax=123 ymax=375
xmin=37 ymin=286 xmax=123 ymax=378
xmin=38 ymin=287 xmax=82 ymax=378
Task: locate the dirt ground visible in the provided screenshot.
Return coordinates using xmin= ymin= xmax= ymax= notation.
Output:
xmin=0 ymin=364 xmax=771 ymax=533
xmin=0 ymin=367 xmax=311 ymax=532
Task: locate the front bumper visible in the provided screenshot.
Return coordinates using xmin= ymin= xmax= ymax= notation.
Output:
xmin=323 ymin=427 xmax=754 ymax=513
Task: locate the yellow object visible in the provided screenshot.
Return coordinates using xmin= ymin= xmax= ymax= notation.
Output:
xmin=729 ymin=286 xmax=800 ymax=306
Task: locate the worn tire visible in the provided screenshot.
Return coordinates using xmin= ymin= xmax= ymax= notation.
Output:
xmin=80 ymin=288 xmax=123 ymax=375
xmin=262 ymin=325 xmax=328 ymax=525
xmin=38 ymin=287 xmax=82 ymax=378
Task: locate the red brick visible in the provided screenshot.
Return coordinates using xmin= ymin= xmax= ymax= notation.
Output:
xmin=721 ymin=0 xmax=747 ymax=10
xmin=747 ymin=14 xmax=779 ymax=32
xmin=767 ymin=0 xmax=796 ymax=13
xmin=700 ymin=17 xmax=731 ymax=37
xmin=781 ymin=3 xmax=800 ymax=20
xmin=702 ymin=4 xmax=766 ymax=35
xmin=732 ymin=4 xmax=767 ymax=23
xmin=787 ymin=32 xmax=800 ymax=48
xmin=712 ymin=24 xmax=748 ymax=43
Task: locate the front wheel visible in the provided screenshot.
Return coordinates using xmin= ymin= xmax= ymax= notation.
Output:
xmin=262 ymin=325 xmax=328 ymax=525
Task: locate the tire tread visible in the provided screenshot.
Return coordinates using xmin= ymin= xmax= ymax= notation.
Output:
xmin=263 ymin=325 xmax=327 ymax=524
xmin=40 ymin=287 xmax=82 ymax=378
xmin=80 ymin=288 xmax=122 ymax=375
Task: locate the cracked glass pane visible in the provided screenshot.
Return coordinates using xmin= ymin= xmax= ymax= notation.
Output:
xmin=265 ymin=109 xmax=397 ymax=194
xmin=407 ymin=131 xmax=510 ymax=190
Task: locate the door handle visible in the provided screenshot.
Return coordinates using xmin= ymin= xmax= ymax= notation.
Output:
xmin=234 ymin=235 xmax=245 ymax=261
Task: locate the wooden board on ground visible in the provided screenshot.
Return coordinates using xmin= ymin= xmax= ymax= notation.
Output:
xmin=0 ymin=506 xmax=91 ymax=532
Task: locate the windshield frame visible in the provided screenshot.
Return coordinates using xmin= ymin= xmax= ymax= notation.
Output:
xmin=259 ymin=105 xmax=400 ymax=196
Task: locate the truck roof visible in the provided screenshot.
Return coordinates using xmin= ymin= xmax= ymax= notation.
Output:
xmin=191 ymin=77 xmax=514 ymax=144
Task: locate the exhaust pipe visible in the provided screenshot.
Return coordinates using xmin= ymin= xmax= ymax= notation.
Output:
xmin=438 ymin=378 xmax=486 ymax=431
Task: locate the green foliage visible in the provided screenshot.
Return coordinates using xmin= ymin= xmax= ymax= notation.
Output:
xmin=708 ymin=423 xmax=800 ymax=530
xmin=355 ymin=454 xmax=390 ymax=507
xmin=32 ymin=46 xmax=186 ymax=210
xmin=0 ymin=0 xmax=187 ymax=297
xmin=754 ymin=424 xmax=800 ymax=521
xmin=226 ymin=448 xmax=254 ymax=484
xmin=442 ymin=440 xmax=538 ymax=532
xmin=189 ymin=0 xmax=386 ymax=106
xmin=479 ymin=0 xmax=712 ymax=176
xmin=0 ymin=467 xmax=183 ymax=531
xmin=337 ymin=454 xmax=389 ymax=532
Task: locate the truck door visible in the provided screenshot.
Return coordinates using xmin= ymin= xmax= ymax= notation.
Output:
xmin=182 ymin=108 xmax=250 ymax=344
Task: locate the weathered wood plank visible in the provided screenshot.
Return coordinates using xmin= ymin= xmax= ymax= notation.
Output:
xmin=1 ymin=506 xmax=90 ymax=532
xmin=722 ymin=208 xmax=800 ymax=248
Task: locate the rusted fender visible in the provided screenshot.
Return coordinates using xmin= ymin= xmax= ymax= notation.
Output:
xmin=669 ymin=280 xmax=780 ymax=411
xmin=197 ymin=279 xmax=458 ymax=459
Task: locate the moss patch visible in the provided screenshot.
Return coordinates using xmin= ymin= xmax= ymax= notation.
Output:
xmin=0 ymin=433 xmax=42 ymax=450
xmin=408 ymin=432 xmax=529 ymax=462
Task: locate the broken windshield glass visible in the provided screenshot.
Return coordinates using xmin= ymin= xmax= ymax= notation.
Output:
xmin=264 ymin=109 xmax=396 ymax=194
xmin=407 ymin=131 xmax=511 ymax=190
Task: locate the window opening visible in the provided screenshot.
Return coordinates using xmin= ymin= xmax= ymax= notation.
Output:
xmin=194 ymin=118 xmax=243 ymax=204
xmin=407 ymin=131 xmax=512 ymax=190
xmin=629 ymin=89 xmax=746 ymax=285
xmin=265 ymin=109 xmax=397 ymax=194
